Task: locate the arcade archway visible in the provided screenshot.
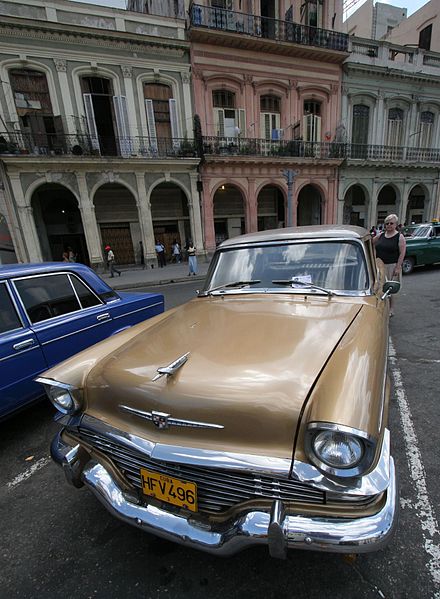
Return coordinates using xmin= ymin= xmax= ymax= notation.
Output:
xmin=213 ymin=184 xmax=245 ymax=245
xmin=297 ymin=185 xmax=323 ymax=225
xmin=257 ymin=185 xmax=285 ymax=230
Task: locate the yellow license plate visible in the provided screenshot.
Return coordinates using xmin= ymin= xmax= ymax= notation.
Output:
xmin=140 ymin=468 xmax=198 ymax=512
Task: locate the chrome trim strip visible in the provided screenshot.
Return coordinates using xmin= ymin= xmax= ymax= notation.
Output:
xmin=0 ymin=345 xmax=41 ymax=362
xmin=35 ymin=377 xmax=77 ymax=391
xmin=40 ymin=320 xmax=108 ymax=346
xmin=307 ymin=422 xmax=375 ymax=443
xmin=52 ymin=435 xmax=397 ymax=556
xmin=113 ymin=301 xmax=164 ymax=320
xmin=75 ymin=415 xmax=391 ymax=494
xmin=119 ymin=404 xmax=224 ymax=430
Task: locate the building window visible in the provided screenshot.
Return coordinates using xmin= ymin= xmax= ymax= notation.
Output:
xmin=144 ymin=83 xmax=181 ymax=146
xmin=212 ymin=90 xmax=236 ymax=109
xmin=260 ymin=95 xmax=281 ymax=140
xmin=304 ymin=100 xmax=321 ymax=116
xmin=418 ymin=111 xmax=434 ymax=147
xmin=303 ymin=100 xmax=321 ymax=142
xmin=387 ymin=108 xmax=404 ymax=146
xmin=352 ymin=104 xmax=369 ymax=145
xmin=419 ymin=24 xmax=432 ymax=51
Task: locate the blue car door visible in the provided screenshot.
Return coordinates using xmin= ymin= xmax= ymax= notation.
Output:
xmin=0 ymin=281 xmax=48 ymax=418
xmin=12 ymin=272 xmax=115 ymax=367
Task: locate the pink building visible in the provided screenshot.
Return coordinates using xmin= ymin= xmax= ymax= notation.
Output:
xmin=189 ymin=0 xmax=348 ymax=253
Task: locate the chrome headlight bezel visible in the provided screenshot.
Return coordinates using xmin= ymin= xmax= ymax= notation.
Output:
xmin=305 ymin=422 xmax=377 ymax=478
xmin=36 ymin=377 xmax=82 ymax=415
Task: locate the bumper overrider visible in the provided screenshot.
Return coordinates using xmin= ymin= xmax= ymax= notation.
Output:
xmin=51 ymin=429 xmax=398 ymax=558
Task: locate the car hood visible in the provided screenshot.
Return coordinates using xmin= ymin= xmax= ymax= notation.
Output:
xmin=84 ymin=296 xmax=361 ymax=459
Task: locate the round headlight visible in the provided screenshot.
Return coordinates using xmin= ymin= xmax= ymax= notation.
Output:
xmin=313 ymin=430 xmax=364 ymax=469
xmin=48 ymin=386 xmax=75 ymax=414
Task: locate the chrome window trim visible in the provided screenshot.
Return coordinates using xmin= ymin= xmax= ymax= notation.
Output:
xmin=68 ymin=273 xmax=103 ymax=309
xmin=10 ymin=271 xmax=104 ymax=325
xmin=39 ymin=319 xmax=110 ymax=346
xmin=36 ymin=377 xmax=77 ymax=391
xmin=67 ymin=414 xmax=390 ymax=496
xmin=202 ymin=237 xmax=373 ymax=298
xmin=0 ymin=281 xmax=25 ymax=333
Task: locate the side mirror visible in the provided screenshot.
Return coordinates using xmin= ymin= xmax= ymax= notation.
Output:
xmin=381 ymin=280 xmax=400 ymax=300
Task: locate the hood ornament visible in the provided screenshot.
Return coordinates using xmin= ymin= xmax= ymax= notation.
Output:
xmin=152 ymin=352 xmax=190 ymax=382
xmin=119 ymin=405 xmax=224 ymax=430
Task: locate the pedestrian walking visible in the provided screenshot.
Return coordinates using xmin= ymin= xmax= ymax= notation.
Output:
xmin=187 ymin=241 xmax=197 ymax=276
xmin=373 ymin=213 xmax=406 ymax=317
xmin=172 ymin=239 xmax=181 ymax=263
xmin=155 ymin=241 xmax=166 ymax=267
xmin=105 ymin=245 xmax=122 ymax=278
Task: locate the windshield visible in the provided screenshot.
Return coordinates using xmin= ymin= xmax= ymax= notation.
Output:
xmin=411 ymin=225 xmax=432 ymax=239
xmin=204 ymin=241 xmax=369 ymax=293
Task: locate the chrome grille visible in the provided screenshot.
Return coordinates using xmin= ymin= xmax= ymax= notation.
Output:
xmin=76 ymin=428 xmax=326 ymax=513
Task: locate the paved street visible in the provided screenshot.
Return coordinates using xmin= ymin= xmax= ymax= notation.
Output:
xmin=1 ymin=270 xmax=439 ymax=598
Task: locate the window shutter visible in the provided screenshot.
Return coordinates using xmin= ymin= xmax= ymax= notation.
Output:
xmin=315 ymin=116 xmax=321 ymax=142
xmin=169 ymin=98 xmax=181 ymax=147
xmin=145 ymin=99 xmax=158 ymax=151
xmin=260 ymin=113 xmax=268 ymax=139
xmin=214 ymin=108 xmax=225 ymax=136
xmin=238 ymin=109 xmax=246 ymax=135
xmin=83 ymin=93 xmax=100 ymax=152
xmin=303 ymin=115 xmax=310 ymax=141
xmin=113 ymin=95 xmax=131 ymax=157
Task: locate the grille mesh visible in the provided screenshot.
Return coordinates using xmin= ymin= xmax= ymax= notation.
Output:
xmin=77 ymin=428 xmax=326 ymax=513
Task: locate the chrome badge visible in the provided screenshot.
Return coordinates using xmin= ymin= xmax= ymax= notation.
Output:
xmin=119 ymin=405 xmax=224 ymax=430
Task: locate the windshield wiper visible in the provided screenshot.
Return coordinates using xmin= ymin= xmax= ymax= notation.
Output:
xmin=272 ymin=279 xmax=333 ymax=296
xmin=206 ymin=280 xmax=261 ymax=295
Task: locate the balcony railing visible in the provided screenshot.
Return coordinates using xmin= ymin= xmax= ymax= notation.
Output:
xmin=202 ymin=137 xmax=345 ymax=159
xmin=0 ymin=133 xmax=198 ymax=159
xmin=190 ymin=4 xmax=349 ymax=52
xmin=345 ymin=144 xmax=440 ymax=162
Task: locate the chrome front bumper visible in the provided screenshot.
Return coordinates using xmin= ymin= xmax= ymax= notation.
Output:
xmin=51 ymin=432 xmax=398 ymax=558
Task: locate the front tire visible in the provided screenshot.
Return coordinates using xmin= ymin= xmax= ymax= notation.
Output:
xmin=402 ymin=256 xmax=415 ymax=275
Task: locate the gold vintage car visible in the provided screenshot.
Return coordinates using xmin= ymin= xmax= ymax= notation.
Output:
xmin=38 ymin=225 xmax=400 ymax=558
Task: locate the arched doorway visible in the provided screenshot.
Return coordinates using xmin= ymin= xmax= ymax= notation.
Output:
xmin=297 ymin=185 xmax=322 ymax=225
xmin=31 ymin=183 xmax=88 ymax=263
xmin=406 ymin=185 xmax=428 ymax=224
xmin=343 ymin=185 xmax=367 ymax=227
xmin=257 ymin=185 xmax=285 ymax=230
xmin=94 ymin=183 xmax=139 ymax=265
xmin=150 ymin=182 xmax=191 ymax=260
xmin=213 ymin=184 xmax=245 ymax=245
xmin=377 ymin=185 xmax=398 ymax=225
xmin=0 ymin=213 xmax=17 ymax=264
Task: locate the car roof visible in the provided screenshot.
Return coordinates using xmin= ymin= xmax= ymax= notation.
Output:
xmin=0 ymin=262 xmax=94 ymax=280
xmin=218 ymin=225 xmax=369 ymax=248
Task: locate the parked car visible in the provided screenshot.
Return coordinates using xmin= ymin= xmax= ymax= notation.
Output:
xmin=41 ymin=226 xmax=399 ymax=558
xmin=402 ymin=221 xmax=440 ymax=274
xmin=0 ymin=262 xmax=164 ymax=419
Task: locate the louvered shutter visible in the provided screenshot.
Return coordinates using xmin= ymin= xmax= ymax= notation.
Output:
xmin=169 ymin=98 xmax=181 ymax=148
xmin=145 ymin=99 xmax=158 ymax=151
xmin=314 ymin=116 xmax=321 ymax=142
xmin=83 ymin=93 xmax=100 ymax=152
xmin=214 ymin=108 xmax=225 ymax=136
xmin=113 ymin=95 xmax=131 ymax=157
xmin=260 ymin=113 xmax=268 ymax=139
xmin=238 ymin=109 xmax=246 ymax=136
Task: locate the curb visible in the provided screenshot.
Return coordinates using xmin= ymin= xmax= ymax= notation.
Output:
xmin=108 ymin=275 xmax=207 ymax=291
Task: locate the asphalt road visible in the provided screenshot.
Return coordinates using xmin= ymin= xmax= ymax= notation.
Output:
xmin=1 ymin=274 xmax=439 ymax=599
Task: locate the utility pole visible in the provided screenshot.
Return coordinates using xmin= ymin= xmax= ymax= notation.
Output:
xmin=282 ymin=169 xmax=298 ymax=227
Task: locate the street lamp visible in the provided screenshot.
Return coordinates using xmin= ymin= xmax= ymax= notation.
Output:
xmin=282 ymin=169 xmax=299 ymax=227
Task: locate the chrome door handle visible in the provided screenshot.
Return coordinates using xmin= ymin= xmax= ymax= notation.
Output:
xmin=13 ymin=339 xmax=35 ymax=351
xmin=96 ymin=313 xmax=110 ymax=321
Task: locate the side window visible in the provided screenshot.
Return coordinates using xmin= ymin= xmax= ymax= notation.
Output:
xmin=71 ymin=276 xmax=102 ymax=308
xmin=0 ymin=283 xmax=23 ymax=334
xmin=14 ymin=274 xmax=81 ymax=324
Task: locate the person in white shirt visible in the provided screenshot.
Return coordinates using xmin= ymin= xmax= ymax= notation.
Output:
xmin=105 ymin=245 xmax=121 ymax=278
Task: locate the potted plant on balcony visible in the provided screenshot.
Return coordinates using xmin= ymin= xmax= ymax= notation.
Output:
xmin=179 ymin=137 xmax=196 ymax=157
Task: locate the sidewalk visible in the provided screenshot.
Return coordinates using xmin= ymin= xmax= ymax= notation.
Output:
xmin=101 ymin=260 xmax=210 ymax=291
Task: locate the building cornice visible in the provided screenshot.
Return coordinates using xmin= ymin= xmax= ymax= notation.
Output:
xmin=0 ymin=17 xmax=189 ymax=57
xmin=343 ymin=62 xmax=440 ymax=85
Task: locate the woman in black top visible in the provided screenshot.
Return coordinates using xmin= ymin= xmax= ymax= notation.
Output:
xmin=373 ymin=214 xmax=406 ymax=316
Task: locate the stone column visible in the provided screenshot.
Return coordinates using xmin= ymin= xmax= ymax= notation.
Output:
xmin=375 ymin=91 xmax=385 ymax=146
xmin=54 ymin=59 xmax=76 ymax=136
xmin=369 ymin=178 xmax=379 ymax=226
xmin=406 ymin=100 xmax=418 ymax=148
xmin=400 ymin=179 xmax=412 ymax=225
xmin=189 ymin=173 xmax=205 ymax=256
xmin=75 ymin=172 xmax=103 ymax=267
xmin=8 ymin=174 xmax=42 ymax=262
xmin=136 ymin=173 xmax=157 ymax=266
xmin=181 ymin=72 xmax=193 ymax=138
xmin=247 ymin=178 xmax=257 ymax=232
xmin=203 ymin=189 xmax=216 ymax=256
xmin=431 ymin=177 xmax=440 ymax=220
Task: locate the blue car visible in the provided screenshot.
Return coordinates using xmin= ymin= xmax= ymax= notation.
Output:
xmin=0 ymin=263 xmax=164 ymax=419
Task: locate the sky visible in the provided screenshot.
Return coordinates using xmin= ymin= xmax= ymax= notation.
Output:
xmin=69 ymin=0 xmax=429 ymax=18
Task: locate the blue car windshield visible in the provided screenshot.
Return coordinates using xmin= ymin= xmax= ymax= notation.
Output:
xmin=206 ymin=241 xmax=369 ymax=292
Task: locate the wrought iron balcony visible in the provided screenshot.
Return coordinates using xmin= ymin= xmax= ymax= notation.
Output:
xmin=202 ymin=137 xmax=345 ymax=160
xmin=190 ymin=4 xmax=349 ymax=53
xmin=0 ymin=133 xmax=198 ymax=159
xmin=345 ymin=144 xmax=440 ymax=163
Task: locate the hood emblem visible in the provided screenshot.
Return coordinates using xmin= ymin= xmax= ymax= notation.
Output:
xmin=152 ymin=352 xmax=190 ymax=382
xmin=119 ymin=405 xmax=224 ymax=431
